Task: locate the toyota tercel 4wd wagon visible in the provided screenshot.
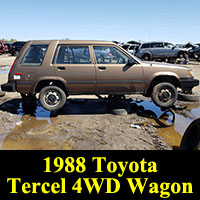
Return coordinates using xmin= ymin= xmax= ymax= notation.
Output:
xmin=1 ymin=40 xmax=199 ymax=111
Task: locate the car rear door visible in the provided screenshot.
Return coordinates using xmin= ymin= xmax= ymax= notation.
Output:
xmin=93 ymin=45 xmax=144 ymax=93
xmin=54 ymin=44 xmax=96 ymax=93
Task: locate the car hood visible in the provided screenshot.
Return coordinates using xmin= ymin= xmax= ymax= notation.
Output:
xmin=141 ymin=61 xmax=188 ymax=70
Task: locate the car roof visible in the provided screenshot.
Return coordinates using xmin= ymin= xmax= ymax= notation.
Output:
xmin=141 ymin=41 xmax=173 ymax=44
xmin=29 ymin=40 xmax=115 ymax=45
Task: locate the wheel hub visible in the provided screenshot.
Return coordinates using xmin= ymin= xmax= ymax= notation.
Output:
xmin=45 ymin=91 xmax=60 ymax=106
xmin=158 ymin=89 xmax=172 ymax=102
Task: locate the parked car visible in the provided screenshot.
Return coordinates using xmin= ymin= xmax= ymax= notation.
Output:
xmin=190 ymin=47 xmax=200 ymax=61
xmin=4 ymin=43 xmax=12 ymax=53
xmin=135 ymin=41 xmax=189 ymax=63
xmin=1 ymin=40 xmax=199 ymax=111
xmin=0 ymin=42 xmax=8 ymax=54
xmin=180 ymin=118 xmax=200 ymax=150
xmin=10 ymin=41 xmax=26 ymax=56
xmin=122 ymin=43 xmax=139 ymax=55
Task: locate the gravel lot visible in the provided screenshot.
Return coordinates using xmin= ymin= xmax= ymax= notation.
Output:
xmin=0 ymin=54 xmax=200 ymax=150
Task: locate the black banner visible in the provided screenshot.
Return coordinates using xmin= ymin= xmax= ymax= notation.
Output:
xmin=0 ymin=151 xmax=199 ymax=199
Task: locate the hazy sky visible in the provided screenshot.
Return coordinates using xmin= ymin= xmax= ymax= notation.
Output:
xmin=1 ymin=0 xmax=200 ymax=43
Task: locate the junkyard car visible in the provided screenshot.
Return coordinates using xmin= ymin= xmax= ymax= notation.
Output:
xmin=1 ymin=40 xmax=199 ymax=111
xmin=10 ymin=41 xmax=26 ymax=56
xmin=135 ymin=41 xmax=188 ymax=62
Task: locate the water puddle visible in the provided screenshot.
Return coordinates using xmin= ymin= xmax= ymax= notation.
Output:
xmin=0 ymin=98 xmax=107 ymax=150
xmin=0 ymin=65 xmax=10 ymax=74
xmin=0 ymin=96 xmax=200 ymax=149
xmin=130 ymin=99 xmax=200 ymax=149
xmin=0 ymin=99 xmax=56 ymax=150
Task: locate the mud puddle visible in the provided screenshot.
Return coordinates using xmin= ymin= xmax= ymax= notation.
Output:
xmin=130 ymin=99 xmax=200 ymax=149
xmin=0 ymin=99 xmax=58 ymax=150
xmin=1 ymin=97 xmax=200 ymax=150
xmin=0 ymin=98 xmax=108 ymax=150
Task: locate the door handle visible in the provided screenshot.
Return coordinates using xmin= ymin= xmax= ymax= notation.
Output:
xmin=98 ymin=66 xmax=106 ymax=70
xmin=57 ymin=66 xmax=66 ymax=70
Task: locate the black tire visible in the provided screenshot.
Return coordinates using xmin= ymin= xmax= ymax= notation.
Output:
xmin=178 ymin=52 xmax=184 ymax=58
xmin=151 ymin=82 xmax=178 ymax=108
xmin=142 ymin=54 xmax=151 ymax=61
xmin=21 ymin=93 xmax=36 ymax=104
xmin=39 ymin=86 xmax=66 ymax=111
xmin=108 ymin=95 xmax=126 ymax=109
xmin=180 ymin=118 xmax=200 ymax=150
xmin=112 ymin=109 xmax=128 ymax=115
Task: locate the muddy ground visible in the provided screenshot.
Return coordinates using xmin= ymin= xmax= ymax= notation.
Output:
xmin=0 ymin=54 xmax=200 ymax=150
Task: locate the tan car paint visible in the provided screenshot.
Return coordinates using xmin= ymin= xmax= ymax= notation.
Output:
xmin=5 ymin=40 xmax=198 ymax=96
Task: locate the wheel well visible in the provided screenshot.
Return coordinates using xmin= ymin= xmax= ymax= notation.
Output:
xmin=35 ymin=80 xmax=68 ymax=94
xmin=178 ymin=51 xmax=187 ymax=57
xmin=146 ymin=76 xmax=181 ymax=97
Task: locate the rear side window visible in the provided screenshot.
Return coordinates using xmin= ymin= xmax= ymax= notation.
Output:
xmin=56 ymin=46 xmax=91 ymax=64
xmin=141 ymin=43 xmax=151 ymax=49
xmin=151 ymin=43 xmax=164 ymax=48
xmin=21 ymin=44 xmax=48 ymax=66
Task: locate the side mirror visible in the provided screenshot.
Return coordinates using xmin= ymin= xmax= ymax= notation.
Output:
xmin=127 ymin=58 xmax=137 ymax=66
xmin=172 ymin=46 xmax=176 ymax=50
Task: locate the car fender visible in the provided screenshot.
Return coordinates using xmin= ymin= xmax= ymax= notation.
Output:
xmin=144 ymin=72 xmax=180 ymax=95
xmin=33 ymin=76 xmax=68 ymax=93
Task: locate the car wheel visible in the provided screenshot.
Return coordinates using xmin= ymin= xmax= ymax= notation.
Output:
xmin=180 ymin=118 xmax=200 ymax=150
xmin=142 ymin=54 xmax=151 ymax=61
xmin=178 ymin=52 xmax=184 ymax=58
xmin=112 ymin=108 xmax=128 ymax=115
xmin=39 ymin=86 xmax=66 ymax=111
xmin=151 ymin=82 xmax=178 ymax=108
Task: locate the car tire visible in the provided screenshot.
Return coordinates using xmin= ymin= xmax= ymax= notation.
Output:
xmin=142 ymin=54 xmax=151 ymax=61
xmin=39 ymin=86 xmax=66 ymax=111
xmin=178 ymin=92 xmax=200 ymax=102
xmin=180 ymin=118 xmax=200 ymax=150
xmin=151 ymin=82 xmax=178 ymax=108
xmin=112 ymin=108 xmax=128 ymax=115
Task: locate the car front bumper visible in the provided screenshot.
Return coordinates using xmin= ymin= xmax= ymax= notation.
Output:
xmin=180 ymin=78 xmax=199 ymax=92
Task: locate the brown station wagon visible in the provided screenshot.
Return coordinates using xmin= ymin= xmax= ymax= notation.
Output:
xmin=1 ymin=40 xmax=199 ymax=111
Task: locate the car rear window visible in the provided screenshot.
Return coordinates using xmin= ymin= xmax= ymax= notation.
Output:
xmin=21 ymin=44 xmax=48 ymax=66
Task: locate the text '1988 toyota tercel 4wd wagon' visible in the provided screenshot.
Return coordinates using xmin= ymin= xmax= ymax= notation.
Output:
xmin=1 ymin=40 xmax=199 ymax=111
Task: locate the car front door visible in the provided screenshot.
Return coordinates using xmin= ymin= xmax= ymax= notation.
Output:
xmin=93 ymin=46 xmax=144 ymax=93
xmin=163 ymin=42 xmax=175 ymax=57
xmin=54 ymin=45 xmax=96 ymax=93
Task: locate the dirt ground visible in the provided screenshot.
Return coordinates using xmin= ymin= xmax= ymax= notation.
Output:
xmin=0 ymin=54 xmax=200 ymax=150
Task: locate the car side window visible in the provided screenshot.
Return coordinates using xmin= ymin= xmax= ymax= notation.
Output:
xmin=94 ymin=46 xmax=129 ymax=64
xmin=141 ymin=43 xmax=151 ymax=49
xmin=56 ymin=46 xmax=91 ymax=64
xmin=21 ymin=44 xmax=48 ymax=66
xmin=151 ymin=43 xmax=164 ymax=48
